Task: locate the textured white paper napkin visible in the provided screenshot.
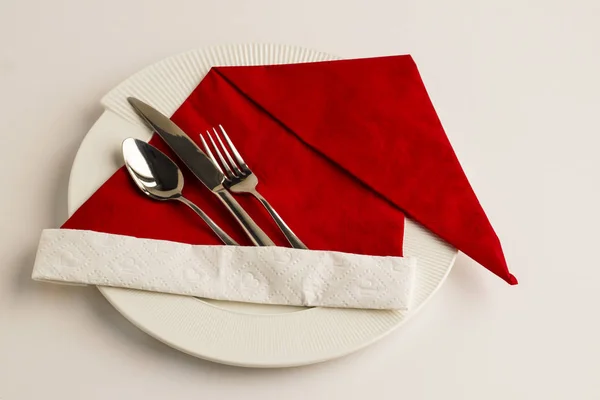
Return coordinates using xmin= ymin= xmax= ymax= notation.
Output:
xmin=31 ymin=229 xmax=416 ymax=310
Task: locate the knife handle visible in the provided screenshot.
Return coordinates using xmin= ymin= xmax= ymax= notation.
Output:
xmin=216 ymin=189 xmax=276 ymax=246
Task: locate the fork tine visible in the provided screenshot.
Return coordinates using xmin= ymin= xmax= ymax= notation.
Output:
xmin=213 ymin=127 xmax=244 ymax=177
xmin=206 ymin=130 xmax=237 ymax=180
xmin=218 ymin=125 xmax=251 ymax=174
xmin=199 ymin=134 xmax=226 ymax=178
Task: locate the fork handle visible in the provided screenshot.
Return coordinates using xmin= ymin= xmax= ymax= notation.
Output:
xmin=251 ymin=191 xmax=308 ymax=250
xmin=215 ymin=189 xmax=276 ymax=246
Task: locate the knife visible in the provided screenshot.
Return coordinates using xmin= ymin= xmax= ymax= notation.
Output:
xmin=127 ymin=97 xmax=275 ymax=247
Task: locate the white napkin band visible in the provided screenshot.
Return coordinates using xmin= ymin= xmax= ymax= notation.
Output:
xmin=31 ymin=229 xmax=416 ymax=310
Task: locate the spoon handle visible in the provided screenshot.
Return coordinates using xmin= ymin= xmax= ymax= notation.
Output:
xmin=177 ymin=197 xmax=239 ymax=246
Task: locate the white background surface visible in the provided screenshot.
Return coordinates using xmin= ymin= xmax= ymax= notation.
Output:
xmin=1 ymin=0 xmax=598 ymax=398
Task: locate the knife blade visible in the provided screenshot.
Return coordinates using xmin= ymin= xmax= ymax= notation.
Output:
xmin=127 ymin=97 xmax=275 ymax=247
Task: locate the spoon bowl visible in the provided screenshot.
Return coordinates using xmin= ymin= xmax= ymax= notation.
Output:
xmin=122 ymin=138 xmax=183 ymax=200
xmin=122 ymin=138 xmax=238 ymax=246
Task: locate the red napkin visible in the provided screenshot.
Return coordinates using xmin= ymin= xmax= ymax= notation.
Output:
xmin=63 ymin=55 xmax=517 ymax=285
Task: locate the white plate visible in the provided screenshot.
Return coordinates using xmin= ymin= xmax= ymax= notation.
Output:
xmin=68 ymin=44 xmax=457 ymax=367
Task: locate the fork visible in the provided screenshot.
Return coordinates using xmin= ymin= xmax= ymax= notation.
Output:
xmin=200 ymin=125 xmax=308 ymax=249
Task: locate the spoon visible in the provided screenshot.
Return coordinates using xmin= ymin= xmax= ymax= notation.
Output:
xmin=122 ymin=138 xmax=238 ymax=246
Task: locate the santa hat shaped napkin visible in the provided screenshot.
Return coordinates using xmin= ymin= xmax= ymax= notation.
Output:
xmin=60 ymin=54 xmax=516 ymax=285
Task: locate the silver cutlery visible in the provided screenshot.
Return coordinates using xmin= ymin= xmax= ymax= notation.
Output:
xmin=201 ymin=126 xmax=308 ymax=250
xmin=126 ymin=97 xmax=275 ymax=247
xmin=122 ymin=138 xmax=238 ymax=246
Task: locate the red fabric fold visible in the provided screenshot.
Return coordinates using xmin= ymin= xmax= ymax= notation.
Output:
xmin=63 ymin=54 xmax=516 ymax=285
